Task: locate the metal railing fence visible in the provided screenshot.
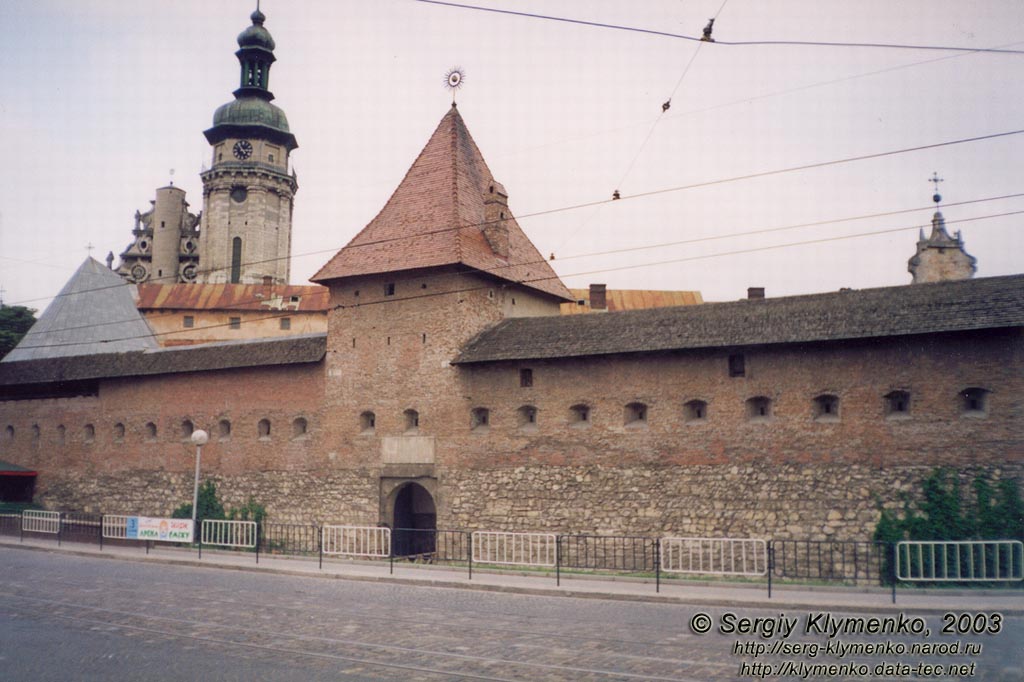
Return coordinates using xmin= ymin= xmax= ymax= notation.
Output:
xmin=558 ymin=534 xmax=657 ymax=573
xmin=60 ymin=512 xmax=103 ymax=545
xmin=661 ymin=537 xmax=768 ymax=576
xmin=472 ymin=531 xmax=557 ymax=567
xmin=259 ymin=523 xmax=320 ymax=556
xmin=0 ymin=512 xmax=20 ymax=537
xmin=22 ymin=510 xmax=60 ymax=535
xmin=771 ymin=540 xmax=888 ymax=585
xmin=321 ymin=525 xmax=390 ymax=558
xmin=896 ymin=541 xmax=1024 ymax=582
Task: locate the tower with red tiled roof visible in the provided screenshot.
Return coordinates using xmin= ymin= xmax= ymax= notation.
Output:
xmin=312 ymin=105 xmax=572 ymax=506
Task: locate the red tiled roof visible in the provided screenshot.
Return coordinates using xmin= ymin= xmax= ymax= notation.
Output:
xmin=135 ymin=283 xmax=329 ymax=312
xmin=312 ymin=106 xmax=572 ymax=301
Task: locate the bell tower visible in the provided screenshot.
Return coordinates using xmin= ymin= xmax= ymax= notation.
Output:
xmin=198 ymin=9 xmax=298 ymax=284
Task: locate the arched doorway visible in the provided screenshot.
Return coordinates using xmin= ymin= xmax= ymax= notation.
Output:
xmin=392 ymin=482 xmax=437 ymax=557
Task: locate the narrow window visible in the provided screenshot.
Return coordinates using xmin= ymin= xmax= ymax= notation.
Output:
xmin=625 ymin=402 xmax=648 ymax=426
xmin=84 ymin=423 xmax=96 ymax=443
xmin=403 ymin=409 xmax=419 ymax=434
xmin=3 ymin=425 xmax=13 ymax=442
xmin=229 ymin=317 xmax=242 ymax=330
xmin=258 ymin=418 xmax=271 ymax=439
xmin=884 ymin=390 xmax=911 ymax=418
xmin=471 ymin=407 xmax=490 ymax=431
xmin=230 ymin=237 xmax=242 ymax=283
xmin=960 ymin=387 xmax=989 ymax=417
xmin=360 ymin=411 xmax=376 ymax=434
xmin=517 ymin=405 xmax=538 ymax=429
xmin=813 ymin=394 xmax=840 ymax=421
xmin=384 ymin=282 xmax=395 ymax=296
xmin=113 ymin=422 xmax=125 ymax=441
xmin=279 ymin=317 xmax=291 ymax=330
xmin=57 ymin=424 xmax=67 ymax=446
xmin=181 ymin=419 xmax=194 ymax=439
xmin=183 ymin=315 xmax=195 ymax=328
xmin=746 ymin=396 xmax=772 ymax=420
xmin=569 ymin=404 xmax=591 ymax=426
xmin=683 ymin=399 xmax=708 ymax=422
xmin=519 ymin=368 xmax=533 ymax=388
xmin=31 ymin=424 xmax=41 ymax=445
xmin=728 ymin=354 xmax=746 ymax=377
xmin=292 ymin=417 xmax=308 ymax=438
xmin=218 ymin=419 xmax=232 ymax=440
xmin=144 ymin=422 xmax=157 ymax=441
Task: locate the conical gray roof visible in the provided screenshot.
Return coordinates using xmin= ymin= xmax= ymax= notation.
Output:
xmin=3 ymin=258 xmax=157 ymax=362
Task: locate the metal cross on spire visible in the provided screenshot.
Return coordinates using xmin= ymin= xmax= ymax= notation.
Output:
xmin=929 ymin=172 xmax=944 ymax=205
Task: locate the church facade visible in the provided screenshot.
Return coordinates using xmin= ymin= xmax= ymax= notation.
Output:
xmin=1 ymin=11 xmax=1021 ymax=543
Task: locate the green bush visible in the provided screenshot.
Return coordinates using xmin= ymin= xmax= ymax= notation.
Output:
xmin=172 ymin=479 xmax=227 ymax=526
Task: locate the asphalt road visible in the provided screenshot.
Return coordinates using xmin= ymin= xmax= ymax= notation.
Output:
xmin=0 ymin=548 xmax=1020 ymax=681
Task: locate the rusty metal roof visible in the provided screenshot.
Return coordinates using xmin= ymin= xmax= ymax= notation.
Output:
xmin=561 ymin=288 xmax=702 ymax=314
xmin=135 ymin=283 xmax=329 ymax=312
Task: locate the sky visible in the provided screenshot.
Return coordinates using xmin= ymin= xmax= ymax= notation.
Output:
xmin=2 ymin=0 xmax=1023 ymax=312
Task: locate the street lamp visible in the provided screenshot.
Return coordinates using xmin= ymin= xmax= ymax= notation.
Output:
xmin=189 ymin=429 xmax=209 ymax=532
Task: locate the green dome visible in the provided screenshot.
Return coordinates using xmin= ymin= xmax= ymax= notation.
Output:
xmin=238 ymin=10 xmax=275 ymax=50
xmin=212 ymin=97 xmax=290 ymax=133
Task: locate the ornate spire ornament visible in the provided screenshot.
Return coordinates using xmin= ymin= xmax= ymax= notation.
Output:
xmin=445 ymin=67 xmax=465 ymax=104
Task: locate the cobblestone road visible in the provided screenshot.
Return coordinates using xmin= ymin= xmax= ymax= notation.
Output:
xmin=0 ymin=548 xmax=1020 ymax=680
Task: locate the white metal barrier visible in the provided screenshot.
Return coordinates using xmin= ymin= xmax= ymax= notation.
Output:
xmin=102 ymin=515 xmax=131 ymax=539
xmin=321 ymin=525 xmax=390 ymax=557
xmin=472 ymin=531 xmax=557 ymax=567
xmin=202 ymin=519 xmax=257 ymax=549
xmin=897 ymin=541 xmax=1024 ymax=582
xmin=22 ymin=510 xmax=60 ymax=534
xmin=660 ymin=537 xmax=768 ymax=576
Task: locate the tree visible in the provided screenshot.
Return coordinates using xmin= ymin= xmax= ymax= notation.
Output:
xmin=0 ymin=305 xmax=37 ymax=360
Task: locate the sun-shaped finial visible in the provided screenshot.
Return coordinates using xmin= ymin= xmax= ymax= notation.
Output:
xmin=444 ymin=67 xmax=465 ymax=103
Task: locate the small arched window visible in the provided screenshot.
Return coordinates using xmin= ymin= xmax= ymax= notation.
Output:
xmin=569 ymin=403 xmax=591 ymax=427
xmin=746 ymin=396 xmax=772 ymax=420
xmin=683 ymin=400 xmax=708 ymax=422
xmin=218 ymin=419 xmax=232 ymax=440
xmin=960 ymin=387 xmax=989 ymax=417
xmin=625 ymin=402 xmax=648 ymax=427
xmin=3 ymin=425 xmax=12 ymax=442
xmin=517 ymin=405 xmax=538 ymax=430
xmin=258 ymin=418 xmax=271 ymax=439
xmin=84 ymin=423 xmax=96 ymax=443
xmin=113 ymin=422 xmax=126 ymax=441
xmin=31 ymin=424 xmax=41 ymax=445
xmin=885 ymin=390 xmax=911 ymax=418
xmin=360 ymin=411 xmax=376 ymax=434
xmin=57 ymin=424 xmax=67 ymax=446
xmin=145 ymin=422 xmax=157 ymax=441
xmin=813 ymin=394 xmax=840 ymax=421
xmin=292 ymin=417 xmax=308 ymax=438
xmin=471 ymin=407 xmax=490 ymax=431
xmin=181 ymin=419 xmax=194 ymax=440
xmin=404 ymin=409 xmax=419 ymax=434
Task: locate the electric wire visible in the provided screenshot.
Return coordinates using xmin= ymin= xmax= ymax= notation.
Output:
xmin=12 ymin=207 xmax=1019 ymax=350
xmin=8 ymin=127 xmax=1023 ymax=310
xmin=15 ymin=191 xmax=1023 ymax=342
xmin=413 ymin=0 xmax=1024 ymax=55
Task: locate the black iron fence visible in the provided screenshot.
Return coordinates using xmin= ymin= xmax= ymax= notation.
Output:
xmin=260 ymin=523 xmax=320 ymax=556
xmin=0 ymin=512 xmax=20 ymax=537
xmin=771 ymin=540 xmax=889 ymax=586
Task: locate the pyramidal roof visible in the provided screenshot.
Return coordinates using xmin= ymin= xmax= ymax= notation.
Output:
xmin=3 ymin=258 xmax=158 ymax=363
xmin=312 ymin=105 xmax=572 ymax=301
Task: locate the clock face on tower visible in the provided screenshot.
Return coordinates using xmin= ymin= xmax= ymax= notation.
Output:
xmin=232 ymin=139 xmax=253 ymax=160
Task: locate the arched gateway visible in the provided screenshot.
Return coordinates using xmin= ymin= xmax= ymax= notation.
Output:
xmin=390 ymin=482 xmax=437 ymax=557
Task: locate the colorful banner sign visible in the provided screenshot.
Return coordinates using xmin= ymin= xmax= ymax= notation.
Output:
xmin=125 ymin=516 xmax=193 ymax=543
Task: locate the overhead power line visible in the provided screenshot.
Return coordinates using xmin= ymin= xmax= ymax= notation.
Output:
xmin=414 ymin=0 xmax=1024 ymax=55
xmin=13 ymin=207 xmax=1021 ymax=350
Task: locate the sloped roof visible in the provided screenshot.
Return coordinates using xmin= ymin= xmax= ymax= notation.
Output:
xmin=312 ymin=105 xmax=572 ymax=301
xmin=561 ymin=288 xmax=703 ymax=315
xmin=455 ymin=274 xmax=1024 ymax=364
xmin=3 ymin=258 xmax=158 ymax=363
xmin=0 ymin=333 xmax=326 ymax=386
xmin=135 ymin=283 xmax=329 ymax=312
xmin=0 ymin=460 xmax=36 ymax=476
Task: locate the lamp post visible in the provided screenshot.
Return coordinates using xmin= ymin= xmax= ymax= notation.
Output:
xmin=190 ymin=429 xmax=209 ymax=533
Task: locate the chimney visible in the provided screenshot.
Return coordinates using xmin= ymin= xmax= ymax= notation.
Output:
xmin=482 ymin=181 xmax=510 ymax=258
xmin=589 ymin=283 xmax=607 ymax=311
xmin=747 ymin=287 xmax=765 ymax=300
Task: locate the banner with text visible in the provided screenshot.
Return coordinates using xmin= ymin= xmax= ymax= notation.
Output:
xmin=126 ymin=516 xmax=194 ymax=543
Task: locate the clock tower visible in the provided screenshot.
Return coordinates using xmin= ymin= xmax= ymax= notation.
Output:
xmin=198 ymin=9 xmax=298 ymax=284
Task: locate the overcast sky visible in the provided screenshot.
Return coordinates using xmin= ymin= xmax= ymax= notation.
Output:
xmin=2 ymin=0 xmax=1022 ymax=311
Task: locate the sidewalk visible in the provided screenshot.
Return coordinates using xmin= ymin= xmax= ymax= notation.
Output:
xmin=3 ymin=535 xmax=1022 ymax=614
